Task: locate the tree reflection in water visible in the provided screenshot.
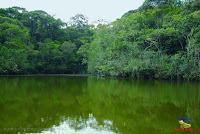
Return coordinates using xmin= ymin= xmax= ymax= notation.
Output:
xmin=41 ymin=114 xmax=119 ymax=134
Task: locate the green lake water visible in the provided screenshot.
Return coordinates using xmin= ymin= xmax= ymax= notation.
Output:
xmin=0 ymin=76 xmax=200 ymax=134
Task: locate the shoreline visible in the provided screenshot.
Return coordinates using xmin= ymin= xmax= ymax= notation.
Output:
xmin=0 ymin=74 xmax=199 ymax=82
xmin=0 ymin=74 xmax=92 ymax=77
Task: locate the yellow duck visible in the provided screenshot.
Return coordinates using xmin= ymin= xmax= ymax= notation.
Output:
xmin=179 ymin=120 xmax=191 ymax=129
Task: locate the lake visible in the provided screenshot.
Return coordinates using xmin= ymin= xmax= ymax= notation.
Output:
xmin=0 ymin=76 xmax=200 ymax=134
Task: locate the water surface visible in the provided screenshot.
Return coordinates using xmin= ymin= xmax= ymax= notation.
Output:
xmin=0 ymin=76 xmax=200 ymax=134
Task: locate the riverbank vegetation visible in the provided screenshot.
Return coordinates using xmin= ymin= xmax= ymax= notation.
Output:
xmin=0 ymin=8 xmax=93 ymax=74
xmin=0 ymin=0 xmax=199 ymax=80
xmin=87 ymin=0 xmax=200 ymax=80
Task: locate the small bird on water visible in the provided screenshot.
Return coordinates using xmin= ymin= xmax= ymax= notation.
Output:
xmin=179 ymin=120 xmax=191 ymax=129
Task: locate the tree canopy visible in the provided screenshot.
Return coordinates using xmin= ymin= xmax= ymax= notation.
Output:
xmin=0 ymin=7 xmax=93 ymax=74
xmin=0 ymin=0 xmax=199 ymax=80
xmin=86 ymin=0 xmax=200 ymax=80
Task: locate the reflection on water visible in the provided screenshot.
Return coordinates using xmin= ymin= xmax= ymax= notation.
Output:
xmin=41 ymin=114 xmax=116 ymax=134
xmin=0 ymin=76 xmax=200 ymax=134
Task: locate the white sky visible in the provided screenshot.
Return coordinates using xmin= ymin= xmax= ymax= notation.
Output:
xmin=0 ymin=0 xmax=144 ymax=23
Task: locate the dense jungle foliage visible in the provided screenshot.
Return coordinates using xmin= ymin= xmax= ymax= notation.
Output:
xmin=0 ymin=0 xmax=199 ymax=80
xmin=0 ymin=7 xmax=93 ymax=74
xmin=87 ymin=0 xmax=200 ymax=80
